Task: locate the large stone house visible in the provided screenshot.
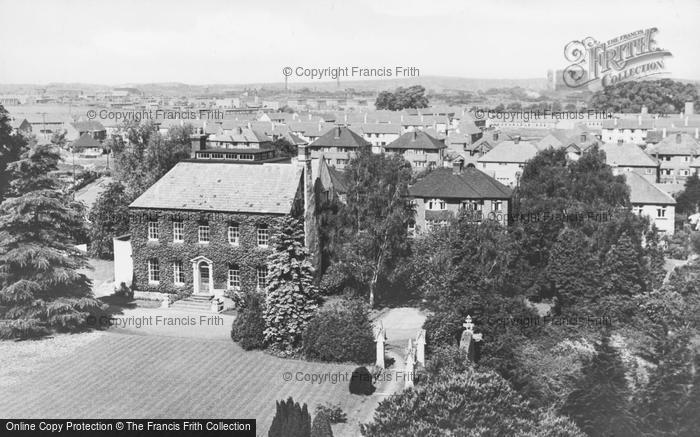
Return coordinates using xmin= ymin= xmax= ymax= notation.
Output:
xmin=118 ymin=147 xmax=320 ymax=299
xmin=408 ymin=162 xmax=512 ymax=233
xmin=625 ymin=172 xmax=676 ymax=235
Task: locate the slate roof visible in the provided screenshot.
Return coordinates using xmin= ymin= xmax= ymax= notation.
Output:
xmin=72 ymin=120 xmax=105 ymax=132
xmin=477 ymin=140 xmax=539 ymax=163
xmin=309 ymin=126 xmax=370 ymax=148
xmin=358 ymin=123 xmax=402 ymax=135
xmin=625 ymin=172 xmax=676 ymax=205
xmin=385 ymin=131 xmax=446 ymax=151
xmin=72 ymin=133 xmax=101 ymax=150
xmin=409 ymin=167 xmax=512 ymax=199
xmin=600 ymin=142 xmax=658 ymax=167
xmin=129 ymin=162 xmax=302 ymax=214
xmin=648 ymin=133 xmax=700 ymax=155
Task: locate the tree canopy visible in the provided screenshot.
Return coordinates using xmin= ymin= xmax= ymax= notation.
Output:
xmin=375 ymin=85 xmax=429 ymax=111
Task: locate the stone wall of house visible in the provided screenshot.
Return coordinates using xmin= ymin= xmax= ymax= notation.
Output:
xmin=130 ymin=208 xmax=289 ymax=295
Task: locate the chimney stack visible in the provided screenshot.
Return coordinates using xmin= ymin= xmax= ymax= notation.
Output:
xmin=617 ymin=138 xmax=624 ymax=145
xmin=580 ymin=133 xmax=586 ymax=143
xmin=452 ymin=160 xmax=463 ymax=175
xmin=493 ymin=132 xmax=499 ymax=141
xmin=335 ymin=126 xmax=341 ymax=138
xmin=676 ymin=133 xmax=682 ymax=144
xmin=514 ymin=136 xmax=520 ymax=144
xmin=413 ymin=130 xmax=418 ymax=141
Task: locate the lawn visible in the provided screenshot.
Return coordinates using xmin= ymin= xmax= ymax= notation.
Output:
xmin=0 ymin=331 xmax=386 ymax=436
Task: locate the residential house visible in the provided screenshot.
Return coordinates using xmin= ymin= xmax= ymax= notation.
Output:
xmin=193 ymin=126 xmax=276 ymax=162
xmin=384 ymin=130 xmax=446 ymax=171
xmin=647 ymin=133 xmax=700 ymax=184
xmin=601 ymin=116 xmax=654 ymax=145
xmin=625 ymin=172 xmax=676 ymax=235
xmin=307 ymin=126 xmax=371 ymax=169
xmin=358 ymin=123 xmax=402 ymax=153
xmin=477 ymin=138 xmax=540 ymax=186
xmin=66 ymin=120 xmax=107 ymax=142
xmin=600 ymin=141 xmax=659 ymax=183
xmin=408 ymin=162 xmax=512 ymax=232
xmin=71 ymin=133 xmax=103 ymax=158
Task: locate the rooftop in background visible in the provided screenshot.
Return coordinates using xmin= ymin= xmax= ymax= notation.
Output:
xmin=477 ymin=139 xmax=539 ymax=163
xmin=386 ymin=130 xmax=446 ymax=150
xmin=309 ymin=126 xmax=370 ymax=148
xmin=599 ymin=142 xmax=659 ymax=167
xmin=409 ymin=167 xmax=512 ymax=199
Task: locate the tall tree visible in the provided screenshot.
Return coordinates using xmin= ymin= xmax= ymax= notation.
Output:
xmin=0 ymin=104 xmax=29 ymax=202
xmin=561 ymin=333 xmax=639 ymax=436
xmin=374 ymin=85 xmax=429 ymax=110
xmin=263 ymin=216 xmax=319 ymax=348
xmin=336 ymin=148 xmax=414 ymax=306
xmin=88 ymin=181 xmax=131 ymax=259
xmin=675 ymin=173 xmax=700 ymax=215
xmin=0 ymin=144 xmax=102 ymax=339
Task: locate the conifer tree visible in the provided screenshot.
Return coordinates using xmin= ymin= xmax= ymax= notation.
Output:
xmin=263 ymin=216 xmax=319 ymax=348
xmin=0 ymin=144 xmax=102 ymax=339
xmin=310 ymin=411 xmax=334 ymax=437
xmin=268 ymin=397 xmax=311 ymax=437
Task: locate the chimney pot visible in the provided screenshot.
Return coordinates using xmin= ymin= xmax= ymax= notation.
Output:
xmin=452 ymin=160 xmax=463 ymax=174
xmin=676 ymin=133 xmax=682 ymax=144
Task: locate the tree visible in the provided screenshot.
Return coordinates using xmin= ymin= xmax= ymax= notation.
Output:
xmin=561 ymin=333 xmax=639 ymax=436
xmin=0 ymin=104 xmax=29 ymax=202
xmin=675 ymin=173 xmax=700 ymax=214
xmin=0 ymin=144 xmax=102 ymax=339
xmin=374 ymin=86 xmax=429 ymax=110
xmin=335 ymin=148 xmax=414 ymax=306
xmin=88 ymin=182 xmax=131 ymax=259
xmin=590 ymin=79 xmax=699 ymax=114
xmin=263 ymin=216 xmax=319 ymax=349
xmin=310 ymin=412 xmax=334 ymax=437
xmin=361 ymin=366 xmax=581 ymax=436
xmin=271 ymin=137 xmax=297 ymax=158
xmin=268 ymin=397 xmax=311 ymax=437
xmin=112 ymin=121 xmax=192 ymax=199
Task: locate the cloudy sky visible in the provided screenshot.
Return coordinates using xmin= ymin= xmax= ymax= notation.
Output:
xmin=0 ymin=0 xmax=697 ymax=84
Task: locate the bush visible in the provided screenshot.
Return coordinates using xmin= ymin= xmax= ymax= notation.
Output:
xmin=424 ymin=345 xmax=472 ymax=380
xmin=114 ymin=282 xmax=134 ymax=300
xmin=349 ymin=366 xmax=375 ymax=395
xmin=268 ymin=397 xmax=311 ymax=437
xmin=691 ymin=232 xmax=700 ymax=255
xmin=319 ymin=263 xmax=349 ymax=295
xmin=315 ymin=403 xmax=347 ymax=424
xmin=664 ymin=228 xmax=692 ymax=260
xmin=302 ymin=299 xmax=375 ymax=363
xmin=423 ymin=311 xmax=463 ymax=353
xmin=310 ymin=411 xmax=334 ymax=437
xmin=231 ymin=292 xmax=266 ymax=350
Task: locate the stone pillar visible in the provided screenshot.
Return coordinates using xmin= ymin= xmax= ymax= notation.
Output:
xmin=375 ymin=329 xmax=386 ymax=368
xmin=161 ymin=296 xmax=170 ymax=309
xmin=415 ymin=329 xmax=426 ymax=365
xmin=404 ymin=351 xmax=415 ymax=389
xmin=210 ymin=297 xmax=220 ymax=313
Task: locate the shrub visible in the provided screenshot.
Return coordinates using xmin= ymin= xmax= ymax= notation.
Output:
xmin=663 ymin=228 xmax=692 ymax=260
xmin=319 ymin=263 xmax=348 ymax=296
xmin=114 ymin=282 xmax=134 ymax=300
xmin=691 ymin=232 xmax=700 ymax=255
xmin=315 ymin=403 xmax=347 ymax=424
xmin=268 ymin=397 xmax=311 ymax=437
xmin=231 ymin=292 xmax=266 ymax=350
xmin=302 ymin=299 xmax=375 ymax=363
xmin=349 ymin=366 xmax=375 ymax=395
xmin=422 ymin=311 xmax=463 ymax=353
xmin=310 ymin=411 xmax=334 ymax=437
xmin=424 ymin=345 xmax=472 ymax=380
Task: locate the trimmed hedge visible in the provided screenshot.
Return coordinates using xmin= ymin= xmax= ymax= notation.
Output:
xmin=231 ymin=292 xmax=266 ymax=350
xmin=302 ymin=299 xmax=375 ymax=364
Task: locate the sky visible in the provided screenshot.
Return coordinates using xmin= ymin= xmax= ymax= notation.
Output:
xmin=0 ymin=0 xmax=698 ymax=85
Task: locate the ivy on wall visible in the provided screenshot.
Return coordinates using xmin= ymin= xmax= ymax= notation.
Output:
xmin=130 ymin=208 xmax=288 ymax=295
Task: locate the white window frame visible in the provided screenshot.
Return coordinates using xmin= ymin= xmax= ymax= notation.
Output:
xmin=147 ymin=259 xmax=160 ymax=283
xmin=256 ymin=266 xmax=268 ymax=289
xmin=228 ymin=266 xmax=241 ymax=290
xmin=148 ymin=221 xmax=159 ymax=241
xmin=173 ymin=261 xmax=185 ymax=285
xmin=228 ymin=225 xmax=240 ymax=245
xmin=257 ymin=226 xmax=269 ymax=247
xmin=492 ymin=201 xmax=503 ymax=212
xmin=657 ymin=207 xmax=666 ymax=218
xmin=198 ymin=224 xmax=210 ymax=243
xmin=173 ymin=221 xmax=184 ymax=243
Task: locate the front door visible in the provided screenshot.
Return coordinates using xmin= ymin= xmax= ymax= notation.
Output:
xmin=199 ymin=263 xmax=210 ymax=294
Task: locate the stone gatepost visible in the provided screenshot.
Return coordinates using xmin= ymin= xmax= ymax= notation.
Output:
xmin=161 ymin=295 xmax=170 ymax=309
xmin=459 ymin=315 xmax=483 ymax=361
xmin=374 ymin=322 xmax=386 ymax=368
xmin=415 ymin=329 xmax=426 ymax=365
xmin=404 ymin=347 xmax=416 ymax=389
